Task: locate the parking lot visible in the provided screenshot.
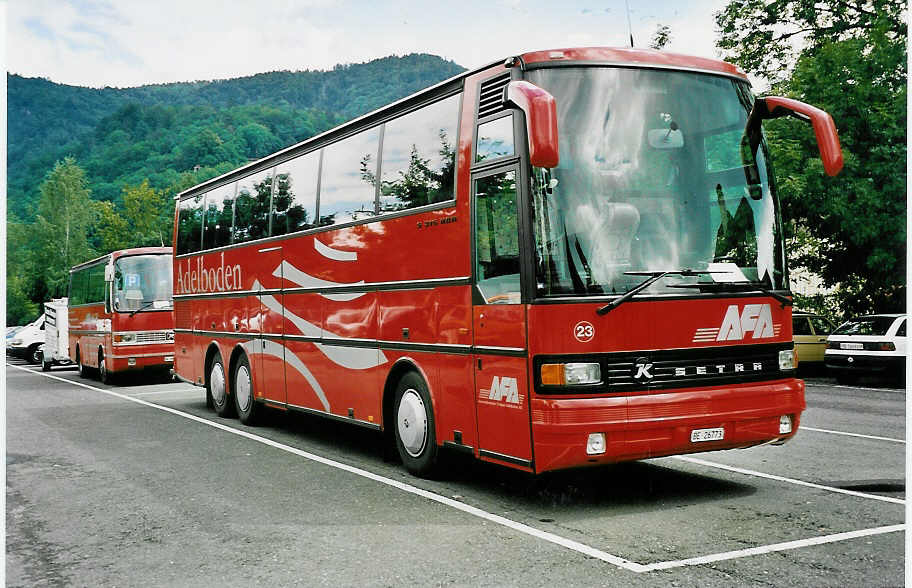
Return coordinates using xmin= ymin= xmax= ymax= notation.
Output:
xmin=6 ymin=359 xmax=905 ymax=586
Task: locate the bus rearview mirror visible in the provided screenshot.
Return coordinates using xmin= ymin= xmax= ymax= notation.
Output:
xmin=104 ymin=264 xmax=114 ymax=282
xmin=504 ymin=81 xmax=559 ymax=168
xmin=748 ymin=96 xmax=843 ymax=177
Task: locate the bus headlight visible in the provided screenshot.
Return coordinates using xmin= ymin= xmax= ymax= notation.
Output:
xmin=541 ymin=362 xmax=601 ymax=386
xmin=586 ymin=433 xmax=606 ymax=455
xmin=778 ymin=350 xmax=794 ymax=370
xmin=114 ymin=333 xmax=136 ymax=344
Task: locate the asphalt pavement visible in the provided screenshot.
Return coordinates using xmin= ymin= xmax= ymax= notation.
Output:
xmin=5 ymin=359 xmax=906 ymax=586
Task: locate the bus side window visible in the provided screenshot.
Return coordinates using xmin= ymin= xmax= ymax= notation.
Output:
xmin=177 ymin=194 xmax=205 ymax=255
xmin=273 ymin=153 xmax=318 ymax=236
xmin=380 ymin=94 xmax=459 ymax=212
xmin=234 ymin=172 xmax=272 ymax=243
xmin=203 ymin=182 xmax=236 ymax=250
xmin=319 ymin=128 xmax=380 ymax=226
xmin=474 ymin=170 xmax=520 ymax=304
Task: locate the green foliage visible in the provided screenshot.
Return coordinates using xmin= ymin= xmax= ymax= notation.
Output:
xmin=717 ymin=0 xmax=906 ymax=317
xmin=5 ymin=54 xmax=466 ymax=318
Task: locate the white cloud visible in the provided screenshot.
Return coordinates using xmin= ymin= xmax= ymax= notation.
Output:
xmin=7 ymin=0 xmax=737 ymax=88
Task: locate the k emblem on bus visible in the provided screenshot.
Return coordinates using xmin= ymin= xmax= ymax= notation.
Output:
xmin=632 ymin=358 xmax=654 ymax=381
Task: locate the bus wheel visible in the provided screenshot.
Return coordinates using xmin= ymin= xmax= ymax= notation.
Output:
xmin=98 ymin=349 xmax=112 ymax=384
xmin=76 ymin=348 xmax=89 ymax=379
xmin=233 ymin=354 xmax=259 ymax=425
xmin=394 ymin=372 xmax=438 ymax=477
xmin=208 ymin=355 xmax=234 ymax=418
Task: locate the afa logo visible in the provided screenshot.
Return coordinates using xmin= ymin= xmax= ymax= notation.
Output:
xmin=481 ymin=376 xmax=521 ymax=406
xmin=693 ymin=304 xmax=779 ymax=343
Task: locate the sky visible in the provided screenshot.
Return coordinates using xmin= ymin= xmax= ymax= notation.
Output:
xmin=6 ymin=0 xmax=733 ymax=88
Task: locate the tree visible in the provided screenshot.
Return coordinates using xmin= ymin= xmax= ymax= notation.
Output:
xmin=31 ymin=157 xmax=96 ymax=300
xmin=715 ymin=0 xmax=906 ymax=84
xmin=122 ymin=180 xmax=171 ymax=247
xmin=650 ymin=25 xmax=672 ymax=50
xmin=716 ymin=0 xmax=906 ymax=317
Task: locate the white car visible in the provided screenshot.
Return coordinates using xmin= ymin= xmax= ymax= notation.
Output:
xmin=6 ymin=315 xmax=46 ymax=364
xmin=825 ymin=314 xmax=906 ymax=384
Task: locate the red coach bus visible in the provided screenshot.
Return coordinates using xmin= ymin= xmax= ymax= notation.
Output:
xmin=69 ymin=247 xmax=175 ymax=383
xmin=172 ymin=47 xmax=842 ymax=476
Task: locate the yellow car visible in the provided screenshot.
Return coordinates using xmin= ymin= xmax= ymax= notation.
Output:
xmin=793 ymin=311 xmax=836 ymax=368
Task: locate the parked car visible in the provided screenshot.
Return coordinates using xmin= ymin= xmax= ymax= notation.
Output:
xmin=825 ymin=314 xmax=907 ymax=384
xmin=792 ymin=311 xmax=835 ymax=369
xmin=6 ymin=315 xmax=46 ymax=364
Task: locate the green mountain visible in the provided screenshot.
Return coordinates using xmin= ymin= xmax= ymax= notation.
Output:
xmin=7 ymin=53 xmax=467 ymax=219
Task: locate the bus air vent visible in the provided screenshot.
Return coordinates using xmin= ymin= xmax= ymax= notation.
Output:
xmin=477 ymin=73 xmax=511 ymax=119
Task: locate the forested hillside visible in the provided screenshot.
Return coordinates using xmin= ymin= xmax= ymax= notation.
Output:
xmin=7 ymin=53 xmax=466 ymax=219
xmin=6 ymin=54 xmax=466 ymax=323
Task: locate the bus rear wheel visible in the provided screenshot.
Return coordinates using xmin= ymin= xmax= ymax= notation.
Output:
xmin=393 ymin=372 xmax=438 ymax=477
xmin=233 ymin=354 xmax=260 ymax=425
xmin=208 ymin=354 xmax=234 ymax=418
xmin=98 ymin=349 xmax=112 ymax=384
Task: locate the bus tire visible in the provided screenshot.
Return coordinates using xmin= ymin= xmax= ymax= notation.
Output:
xmin=393 ymin=371 xmax=438 ymax=477
xmin=208 ymin=354 xmax=234 ymax=418
xmin=42 ymin=359 xmax=51 ymax=372
xmin=98 ymin=349 xmax=112 ymax=384
xmin=76 ymin=347 xmax=89 ymax=378
xmin=233 ymin=354 xmax=259 ymax=425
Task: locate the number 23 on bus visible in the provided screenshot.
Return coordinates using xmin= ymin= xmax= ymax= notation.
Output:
xmin=171 ymin=47 xmax=842 ymax=477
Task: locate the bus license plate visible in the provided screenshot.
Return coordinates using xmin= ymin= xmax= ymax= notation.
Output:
xmin=841 ymin=343 xmax=864 ymax=350
xmin=691 ymin=427 xmax=724 ymax=443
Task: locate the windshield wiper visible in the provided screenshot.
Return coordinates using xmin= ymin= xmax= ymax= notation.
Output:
xmin=596 ymin=270 xmax=722 ymax=315
xmin=667 ymin=281 xmax=792 ymax=308
xmin=128 ymin=301 xmax=158 ymax=317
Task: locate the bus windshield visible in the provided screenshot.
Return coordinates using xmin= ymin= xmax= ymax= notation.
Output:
xmin=113 ymin=254 xmax=173 ymax=312
xmin=526 ymin=66 xmax=786 ymax=297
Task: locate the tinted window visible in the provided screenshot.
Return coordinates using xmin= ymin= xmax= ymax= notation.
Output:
xmin=475 ymin=115 xmax=514 ymax=162
xmin=273 ymin=152 xmax=318 ymax=236
xmin=233 ymin=170 xmax=273 ymax=243
xmin=176 ymin=194 xmax=205 ymax=255
xmin=792 ymin=317 xmax=812 ymax=335
xmin=380 ymin=95 xmax=459 ymax=212
xmin=203 ymin=183 xmax=236 ymax=250
xmin=89 ymin=263 xmax=107 ymax=304
xmin=834 ymin=316 xmax=898 ymax=336
xmin=319 ymin=128 xmax=380 ymax=226
xmin=895 ymin=319 xmax=906 ymax=337
xmin=69 ymin=270 xmax=86 ymax=305
xmin=474 ymin=170 xmax=520 ymax=304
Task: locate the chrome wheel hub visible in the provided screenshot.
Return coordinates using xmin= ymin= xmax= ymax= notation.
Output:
xmin=210 ymin=362 xmax=226 ymax=406
xmin=235 ymin=365 xmax=252 ymax=413
xmin=397 ymin=389 xmax=427 ymax=457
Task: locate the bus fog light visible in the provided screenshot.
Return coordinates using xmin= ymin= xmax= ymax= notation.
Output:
xmin=128 ymin=358 xmax=136 ymax=366
xmin=778 ymin=350 xmax=794 ymax=370
xmin=779 ymin=414 xmax=793 ymax=434
xmin=586 ymin=433 xmax=606 ymax=455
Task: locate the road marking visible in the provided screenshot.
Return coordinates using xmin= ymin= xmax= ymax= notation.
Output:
xmin=806 ymin=382 xmax=905 ymax=393
xmin=10 ymin=364 xmax=904 ymax=574
xmin=801 ymin=426 xmax=905 ymax=444
xmin=8 ymin=365 xmax=647 ymax=572
xmin=641 ymin=524 xmax=905 ymax=571
xmin=131 ymin=388 xmax=200 ymax=397
xmin=673 ymin=456 xmax=905 ymax=505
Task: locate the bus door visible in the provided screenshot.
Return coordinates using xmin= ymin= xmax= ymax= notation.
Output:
xmin=254 ymin=244 xmax=286 ymax=405
xmin=471 ymin=166 xmax=534 ymax=469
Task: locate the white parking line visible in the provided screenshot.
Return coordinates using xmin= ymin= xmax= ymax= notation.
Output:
xmin=641 ymin=524 xmax=905 ymax=571
xmin=806 ymin=382 xmax=905 ymax=393
xmin=673 ymin=456 xmax=905 ymax=505
xmin=801 ymin=426 xmax=905 ymax=444
xmin=10 ymin=364 xmax=903 ymax=573
xmin=8 ymin=364 xmax=647 ymax=572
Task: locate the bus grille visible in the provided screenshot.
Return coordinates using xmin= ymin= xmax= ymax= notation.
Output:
xmin=135 ymin=331 xmax=172 ymax=344
xmin=534 ymin=343 xmax=792 ymax=395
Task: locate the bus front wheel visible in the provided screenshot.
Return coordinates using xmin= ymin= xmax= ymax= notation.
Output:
xmin=233 ymin=354 xmax=260 ymax=425
xmin=98 ymin=349 xmax=112 ymax=384
xmin=393 ymin=372 xmax=438 ymax=477
xmin=208 ymin=354 xmax=234 ymax=418
xmin=76 ymin=348 xmax=89 ymax=379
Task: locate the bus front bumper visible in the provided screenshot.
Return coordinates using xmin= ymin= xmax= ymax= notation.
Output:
xmin=530 ymin=378 xmax=805 ymax=473
xmin=109 ymin=350 xmax=175 ymax=372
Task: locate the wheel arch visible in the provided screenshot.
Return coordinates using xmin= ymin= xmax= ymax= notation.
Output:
xmin=382 ymin=357 xmax=435 ymax=437
xmin=203 ymin=340 xmax=226 ymax=389
xmin=228 ymin=342 xmax=250 ymax=389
